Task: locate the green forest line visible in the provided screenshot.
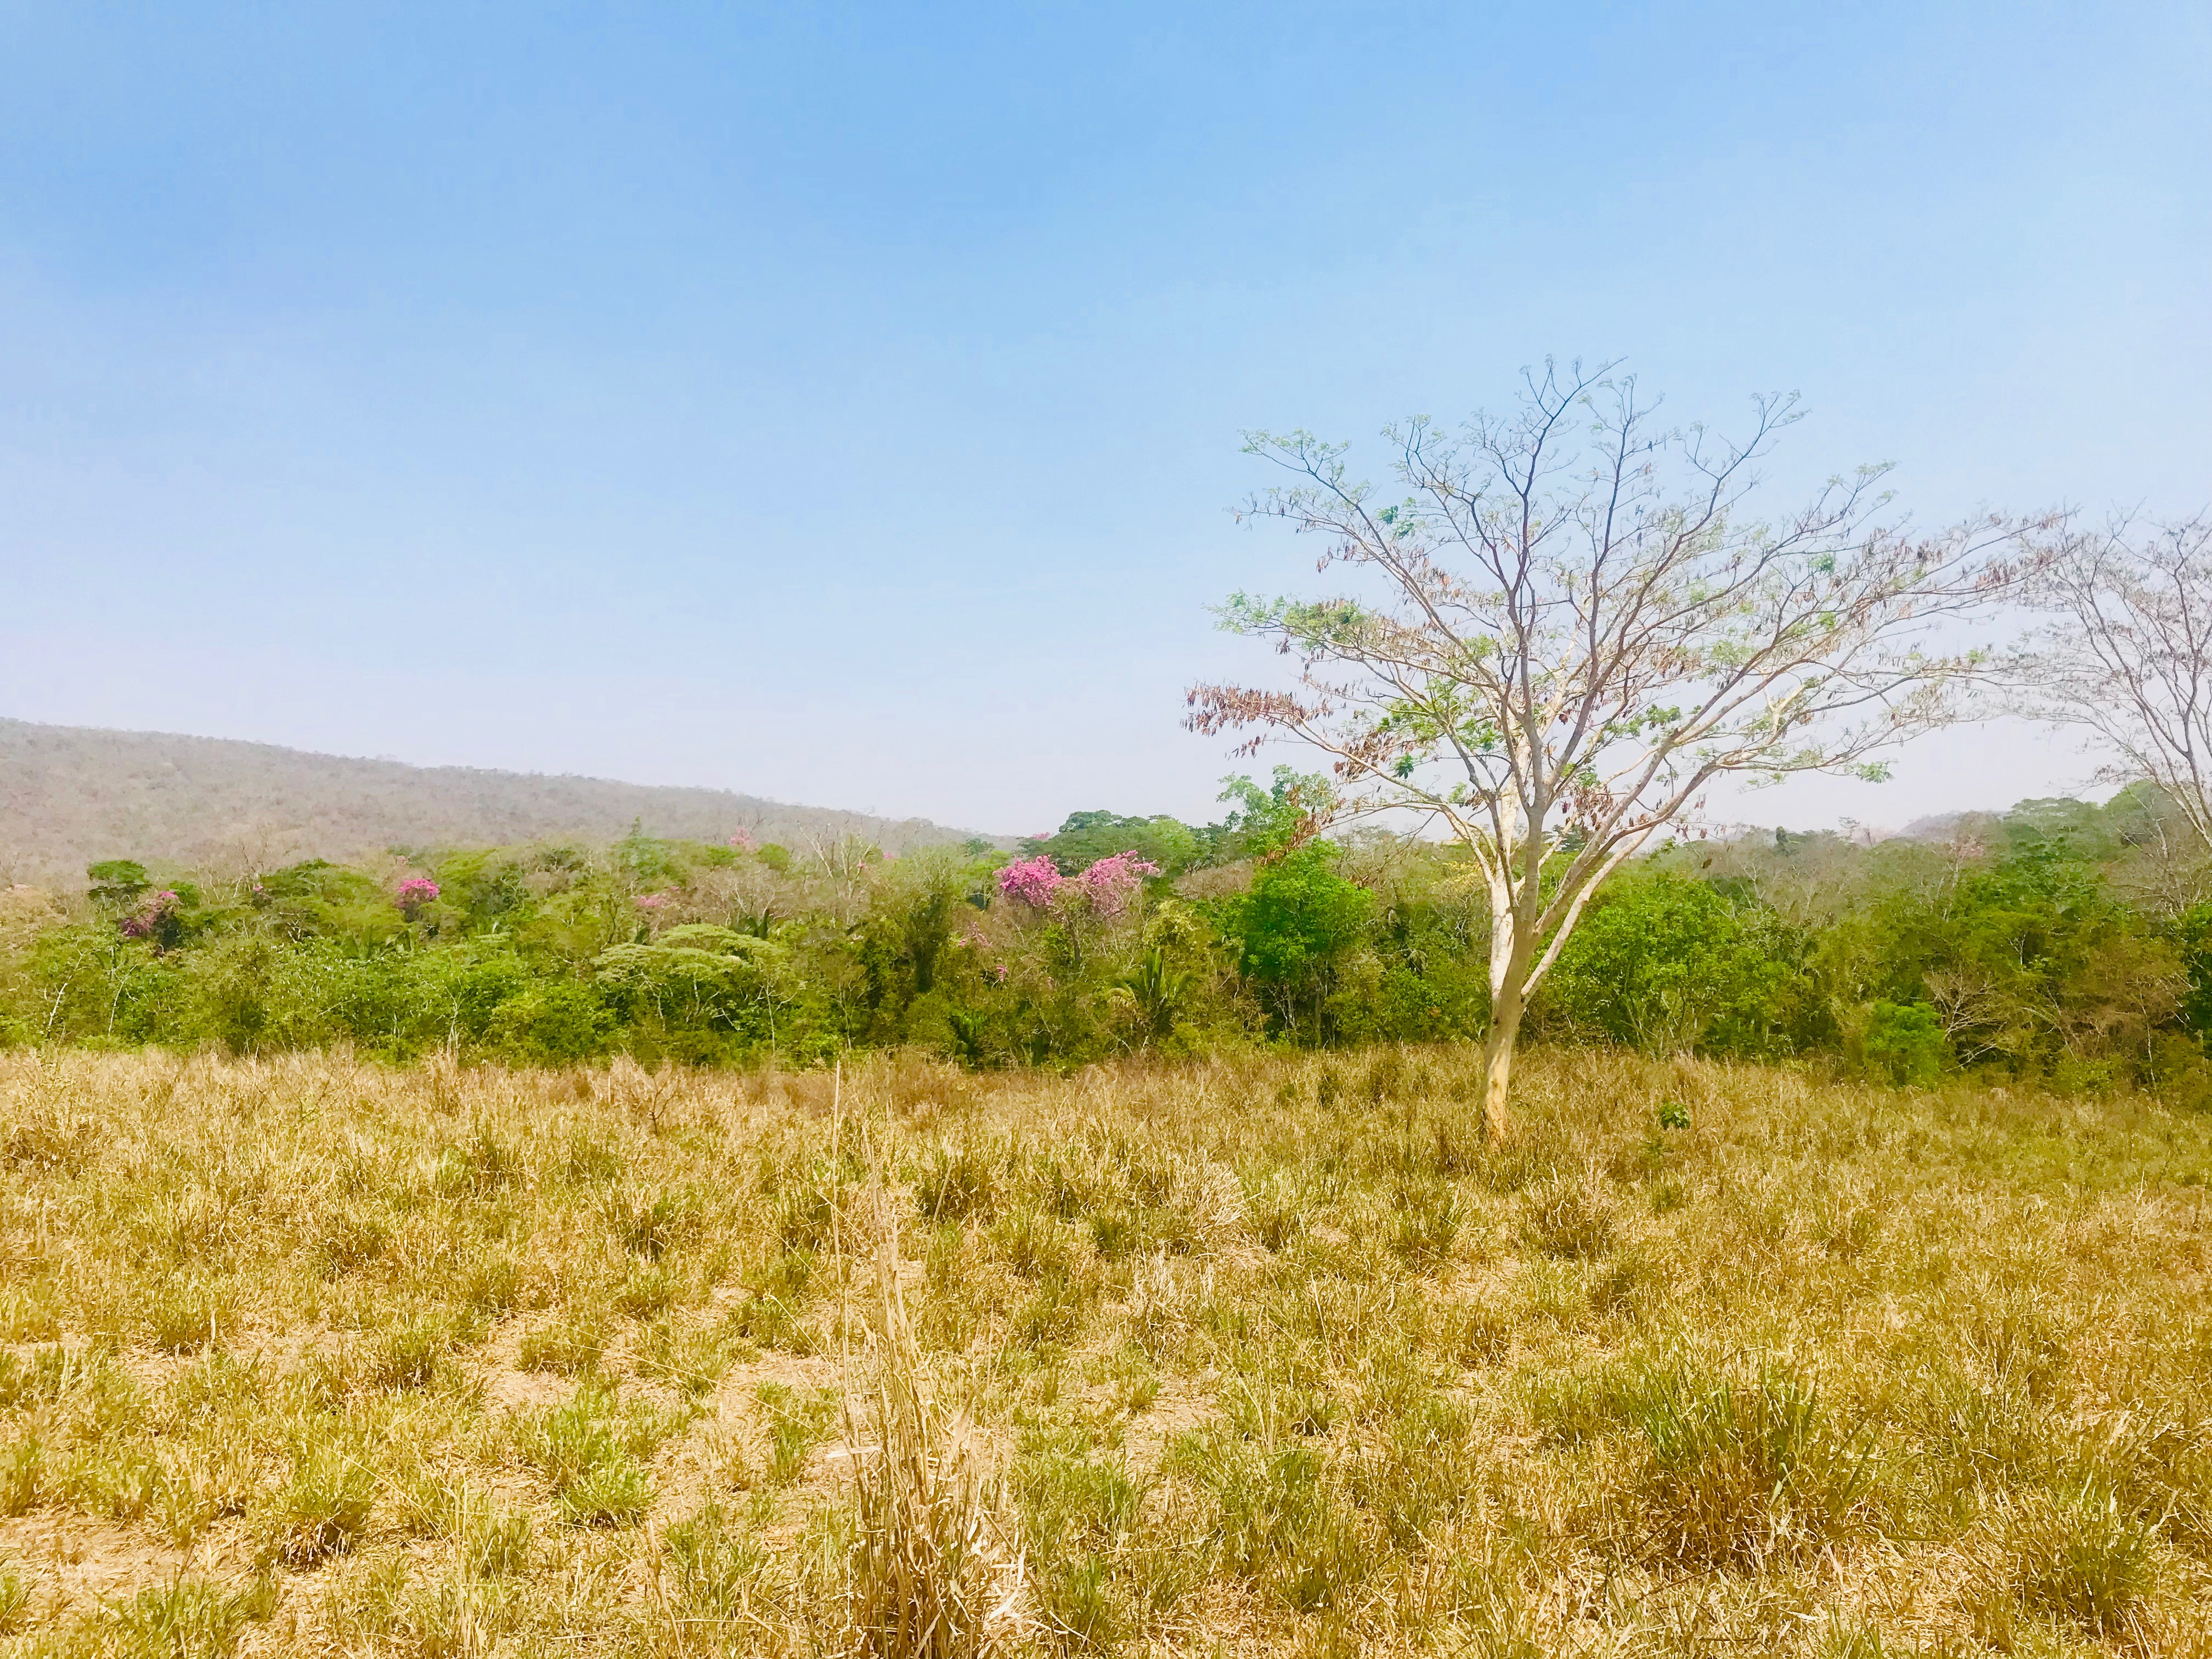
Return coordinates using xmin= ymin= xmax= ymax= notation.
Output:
xmin=5 ymin=771 xmax=2209 ymax=1100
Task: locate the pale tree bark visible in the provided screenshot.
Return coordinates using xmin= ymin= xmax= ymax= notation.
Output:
xmin=1481 ymin=902 xmax=1535 ymax=1142
xmin=1189 ymin=360 xmax=2048 ymax=1142
xmin=2012 ymin=515 xmax=2212 ymax=853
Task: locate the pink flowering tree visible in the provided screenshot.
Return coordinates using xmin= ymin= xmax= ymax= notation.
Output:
xmin=120 ymin=889 xmax=184 ymax=949
xmin=996 ymin=855 xmax=1066 ymax=910
xmin=1075 ymin=852 xmax=1159 ymax=917
xmin=997 ymin=851 xmax=1159 ymax=917
xmin=394 ymin=877 xmax=441 ymax=919
xmin=994 ymin=850 xmax=1161 ymax=976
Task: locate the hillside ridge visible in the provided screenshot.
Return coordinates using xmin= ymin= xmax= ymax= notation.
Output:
xmin=0 ymin=716 xmax=998 ymax=884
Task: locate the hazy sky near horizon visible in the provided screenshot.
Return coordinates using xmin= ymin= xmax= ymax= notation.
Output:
xmin=2 ymin=3 xmax=2208 ymax=836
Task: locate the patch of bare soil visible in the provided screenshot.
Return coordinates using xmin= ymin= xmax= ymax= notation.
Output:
xmin=0 ymin=1511 xmax=255 ymax=1618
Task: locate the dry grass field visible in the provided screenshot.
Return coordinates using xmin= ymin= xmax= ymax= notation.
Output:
xmin=2 ymin=1045 xmax=2211 ymax=1657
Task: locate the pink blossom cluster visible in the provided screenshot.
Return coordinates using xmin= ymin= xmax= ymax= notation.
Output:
xmin=394 ymin=877 xmax=441 ymax=916
xmin=1076 ymin=851 xmax=1161 ymax=917
xmin=996 ymin=851 xmax=1160 ymax=916
xmin=728 ymin=830 xmax=758 ymax=853
xmin=635 ymin=892 xmax=670 ymax=911
xmin=996 ymin=854 xmax=1066 ymax=909
xmin=119 ymin=890 xmax=180 ymax=939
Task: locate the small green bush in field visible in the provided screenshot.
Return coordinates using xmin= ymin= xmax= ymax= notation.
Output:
xmin=1385 ymin=1178 xmax=1464 ymax=1268
xmin=0 ymin=1436 xmax=42 ymax=1515
xmin=1017 ymin=1429 xmax=1148 ymax=1645
xmin=1629 ymin=1365 xmax=1880 ymax=1566
xmin=1183 ymin=1432 xmax=1374 ymax=1613
xmin=270 ymin=1442 xmax=375 ymax=1565
xmin=613 ymin=1262 xmax=684 ymax=1319
xmin=1998 ymin=1482 xmax=2160 ymax=1634
xmin=100 ymin=1574 xmax=276 ymax=1656
xmin=366 ymin=1316 xmax=452 ymax=1390
xmin=462 ymin=1500 xmax=533 ymax=1578
xmin=1863 ymin=1000 xmax=1945 ymax=1086
xmin=557 ymin=1458 xmax=653 ymax=1528
xmin=72 ymin=1444 xmax=162 ymax=1521
xmin=663 ymin=1503 xmax=766 ymax=1623
xmin=757 ymin=1383 xmax=835 ymax=1486
xmin=510 ymin=1383 xmax=676 ymax=1527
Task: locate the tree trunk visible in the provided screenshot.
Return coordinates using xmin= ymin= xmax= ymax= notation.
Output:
xmin=1481 ymin=973 xmax=1525 ymax=1144
xmin=1481 ymin=890 xmax=1538 ymax=1143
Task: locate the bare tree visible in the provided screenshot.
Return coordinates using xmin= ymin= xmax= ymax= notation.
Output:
xmin=1188 ymin=362 xmax=2040 ymax=1141
xmin=2013 ymin=514 xmax=2212 ymax=851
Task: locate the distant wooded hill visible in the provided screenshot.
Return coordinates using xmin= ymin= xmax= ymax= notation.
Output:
xmin=0 ymin=718 xmax=998 ymax=887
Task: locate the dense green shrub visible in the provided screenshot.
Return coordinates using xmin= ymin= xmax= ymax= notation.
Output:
xmin=5 ymin=783 xmax=2210 ymax=1090
xmin=1862 ymin=1001 xmax=1945 ymax=1086
xmin=1224 ymin=844 xmax=1375 ymax=1041
xmin=1536 ymin=872 xmax=1797 ymax=1057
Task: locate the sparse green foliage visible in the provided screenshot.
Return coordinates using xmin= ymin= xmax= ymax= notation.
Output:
xmin=1996 ymin=1481 xmax=2161 ymax=1634
xmin=510 ymin=1383 xmax=674 ymax=1527
xmin=95 ymin=1574 xmax=276 ymax=1657
xmin=270 ymin=1440 xmax=375 ymax=1565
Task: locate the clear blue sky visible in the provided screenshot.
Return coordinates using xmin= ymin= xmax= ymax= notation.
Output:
xmin=3 ymin=3 xmax=2207 ymax=834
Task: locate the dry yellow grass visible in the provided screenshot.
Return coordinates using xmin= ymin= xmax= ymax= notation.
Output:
xmin=2 ymin=1044 xmax=2211 ymax=1656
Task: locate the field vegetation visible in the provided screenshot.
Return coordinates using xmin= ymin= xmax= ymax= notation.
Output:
xmin=3 ymin=1044 xmax=2210 ymax=1656
xmin=9 ymin=780 xmax=2212 ymax=1113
